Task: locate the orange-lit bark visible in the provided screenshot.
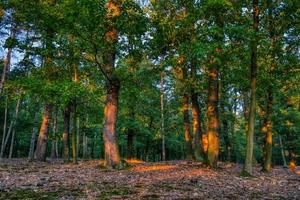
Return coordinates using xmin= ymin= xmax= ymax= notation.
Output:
xmin=190 ymin=64 xmax=203 ymax=160
xmin=62 ymin=106 xmax=71 ymax=161
xmin=243 ymin=0 xmax=259 ymax=175
xmin=262 ymin=91 xmax=273 ymax=172
xmin=103 ymin=80 xmax=121 ymax=168
xmin=35 ymin=103 xmax=52 ymax=161
xmin=183 ymin=93 xmax=194 ymax=160
xmin=206 ymin=65 xmax=219 ymax=168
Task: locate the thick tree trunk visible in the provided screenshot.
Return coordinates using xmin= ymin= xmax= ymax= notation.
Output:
xmin=103 ymin=80 xmax=121 ymax=168
xmin=206 ymin=65 xmax=219 ymax=168
xmin=243 ymin=0 xmax=259 ymax=176
xmin=28 ymin=111 xmax=39 ymax=161
xmin=62 ymin=106 xmax=71 ymax=161
xmin=35 ymin=103 xmax=52 ymax=161
xmin=160 ymin=72 xmax=166 ymax=161
xmin=190 ymin=63 xmax=203 ymax=160
xmin=183 ymin=93 xmax=194 ymax=160
xmin=50 ymin=110 xmax=58 ymax=159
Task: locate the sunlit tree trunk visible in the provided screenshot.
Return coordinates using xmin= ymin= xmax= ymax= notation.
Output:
xmin=262 ymin=92 xmax=272 ymax=172
xmin=183 ymin=92 xmax=194 ymax=160
xmin=62 ymin=106 xmax=71 ymax=161
xmin=190 ymin=64 xmax=202 ymax=160
xmin=28 ymin=111 xmax=39 ymax=161
xmin=243 ymin=0 xmax=259 ymax=176
xmin=35 ymin=103 xmax=52 ymax=161
xmin=206 ymin=64 xmax=219 ymax=168
xmin=103 ymin=77 xmax=121 ymax=168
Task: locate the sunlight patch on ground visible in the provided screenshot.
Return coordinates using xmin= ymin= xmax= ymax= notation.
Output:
xmin=125 ymin=159 xmax=145 ymax=164
xmin=133 ymin=165 xmax=176 ymax=172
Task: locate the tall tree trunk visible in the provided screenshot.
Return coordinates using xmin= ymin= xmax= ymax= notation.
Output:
xmin=279 ymin=135 xmax=287 ymax=167
xmin=72 ymin=106 xmax=77 ymax=164
xmin=0 ymin=98 xmax=8 ymax=159
xmin=0 ymin=27 xmax=16 ymax=94
xmin=160 ymin=71 xmax=166 ymax=161
xmin=206 ymin=64 xmax=219 ymax=168
xmin=103 ymin=79 xmax=121 ymax=168
xmin=83 ymin=115 xmax=88 ymax=159
xmin=62 ymin=106 xmax=71 ymax=161
xmin=183 ymin=93 xmax=194 ymax=160
xmin=262 ymin=92 xmax=273 ymax=172
xmin=35 ymin=103 xmax=52 ymax=161
xmin=127 ymin=130 xmax=134 ymax=160
xmin=28 ymin=111 xmax=39 ymax=161
xmin=51 ymin=109 xmax=58 ymax=159
xmin=8 ymin=127 xmax=16 ymax=159
xmin=190 ymin=64 xmax=203 ymax=160
xmin=0 ymin=98 xmax=21 ymax=158
xmin=243 ymin=0 xmax=259 ymax=176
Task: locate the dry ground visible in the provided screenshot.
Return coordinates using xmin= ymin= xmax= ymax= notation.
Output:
xmin=0 ymin=159 xmax=299 ymax=199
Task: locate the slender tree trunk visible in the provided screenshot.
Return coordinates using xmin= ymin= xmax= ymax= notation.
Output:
xmin=62 ymin=106 xmax=71 ymax=161
xmin=35 ymin=103 xmax=52 ymax=161
xmin=8 ymin=127 xmax=16 ymax=159
xmin=127 ymin=130 xmax=134 ymax=160
xmin=0 ymin=27 xmax=16 ymax=94
xmin=28 ymin=111 xmax=39 ymax=161
xmin=206 ymin=64 xmax=219 ymax=168
xmin=279 ymin=135 xmax=287 ymax=167
xmin=51 ymin=109 xmax=58 ymax=159
xmin=0 ymin=98 xmax=21 ymax=158
xmin=183 ymin=93 xmax=194 ymax=160
xmin=76 ymin=117 xmax=79 ymax=159
xmin=72 ymin=106 xmax=77 ymax=164
xmin=160 ymin=71 xmax=166 ymax=161
xmin=83 ymin=115 xmax=88 ymax=159
xmin=0 ymin=98 xmax=8 ymax=159
xmin=243 ymin=0 xmax=259 ymax=176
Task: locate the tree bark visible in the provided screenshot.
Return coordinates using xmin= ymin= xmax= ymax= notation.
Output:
xmin=28 ymin=111 xmax=39 ymax=161
xmin=262 ymin=91 xmax=272 ymax=172
xmin=183 ymin=93 xmax=194 ymax=160
xmin=206 ymin=64 xmax=219 ymax=168
xmin=0 ymin=98 xmax=21 ymax=158
xmin=160 ymin=71 xmax=166 ymax=161
xmin=8 ymin=127 xmax=16 ymax=159
xmin=243 ymin=0 xmax=259 ymax=176
xmin=190 ymin=64 xmax=203 ymax=160
xmin=62 ymin=106 xmax=71 ymax=161
xmin=35 ymin=103 xmax=52 ymax=161
xmin=72 ymin=106 xmax=77 ymax=164
xmin=50 ymin=109 xmax=58 ymax=159
xmin=0 ymin=27 xmax=16 ymax=94
xmin=279 ymin=135 xmax=287 ymax=167
xmin=0 ymin=98 xmax=8 ymax=159
xmin=103 ymin=79 xmax=121 ymax=168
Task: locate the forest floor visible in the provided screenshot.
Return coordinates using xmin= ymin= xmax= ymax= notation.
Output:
xmin=0 ymin=159 xmax=300 ymax=200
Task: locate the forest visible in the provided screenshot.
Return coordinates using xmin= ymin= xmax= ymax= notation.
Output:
xmin=0 ymin=0 xmax=299 ymax=199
